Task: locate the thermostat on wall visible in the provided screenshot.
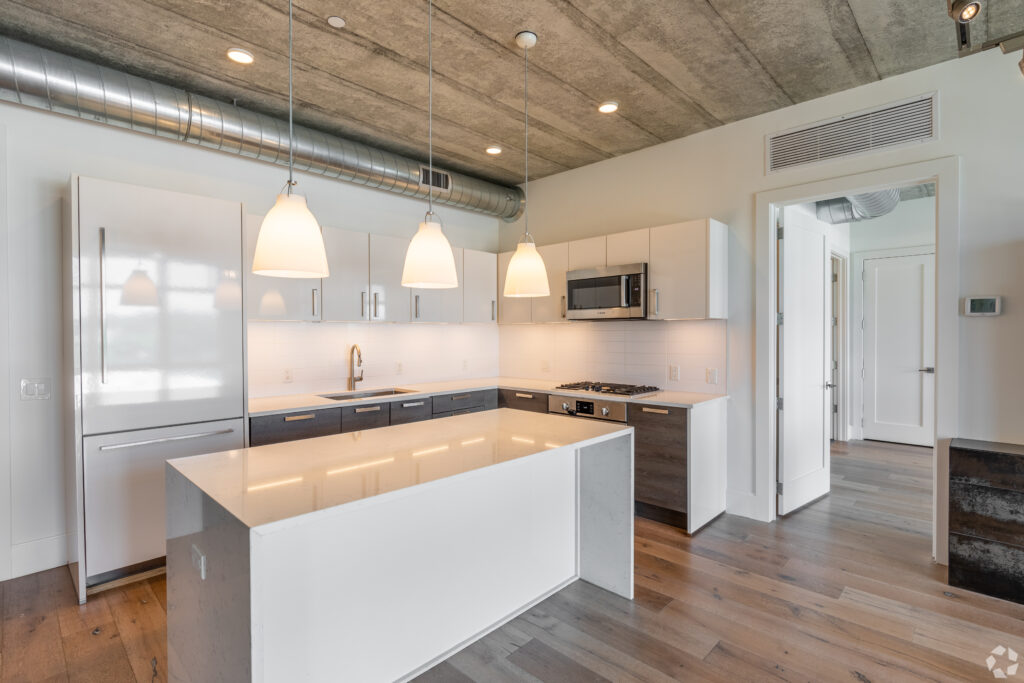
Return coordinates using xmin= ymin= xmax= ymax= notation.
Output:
xmin=964 ymin=296 xmax=1002 ymax=316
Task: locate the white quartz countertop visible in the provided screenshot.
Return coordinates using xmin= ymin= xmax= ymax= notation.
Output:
xmin=248 ymin=376 xmax=727 ymax=417
xmin=169 ymin=409 xmax=630 ymax=529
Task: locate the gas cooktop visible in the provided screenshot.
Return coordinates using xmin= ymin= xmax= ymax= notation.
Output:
xmin=555 ymin=381 xmax=661 ymax=398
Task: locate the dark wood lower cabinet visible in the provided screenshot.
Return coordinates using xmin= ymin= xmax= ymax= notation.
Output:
xmin=628 ymin=403 xmax=687 ymax=529
xmin=949 ymin=438 xmax=1024 ymax=605
xmin=249 ymin=408 xmax=342 ymax=447
xmin=498 ymin=389 xmax=549 ymax=413
xmin=389 ymin=398 xmax=432 ymax=425
xmin=341 ymin=402 xmax=390 ymax=433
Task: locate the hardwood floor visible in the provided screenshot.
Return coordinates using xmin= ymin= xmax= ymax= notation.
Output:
xmin=4 ymin=440 xmax=1022 ymax=681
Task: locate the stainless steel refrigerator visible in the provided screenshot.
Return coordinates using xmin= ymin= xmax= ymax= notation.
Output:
xmin=64 ymin=176 xmax=245 ymax=602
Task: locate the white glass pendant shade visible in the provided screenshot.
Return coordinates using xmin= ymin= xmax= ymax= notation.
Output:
xmin=252 ymin=193 xmax=329 ymax=278
xmin=503 ymin=236 xmax=549 ymax=298
xmin=401 ymin=217 xmax=458 ymax=288
xmin=121 ymin=269 xmax=159 ymax=306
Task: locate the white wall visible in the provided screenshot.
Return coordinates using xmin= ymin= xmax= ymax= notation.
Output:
xmin=499 ymin=48 xmax=1024 ymax=519
xmin=0 ymin=101 xmax=499 ymax=579
xmin=499 ymin=320 xmax=727 ymax=394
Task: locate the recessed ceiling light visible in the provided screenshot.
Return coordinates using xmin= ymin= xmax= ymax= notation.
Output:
xmin=226 ymin=48 xmax=254 ymax=65
xmin=950 ymin=0 xmax=981 ymax=23
xmin=486 ymin=145 xmax=502 ymax=155
xmin=327 ymin=16 xmax=346 ymax=29
xmin=598 ymin=101 xmax=619 ymax=114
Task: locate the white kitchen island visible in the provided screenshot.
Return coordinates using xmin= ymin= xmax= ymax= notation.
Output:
xmin=166 ymin=409 xmax=634 ymax=682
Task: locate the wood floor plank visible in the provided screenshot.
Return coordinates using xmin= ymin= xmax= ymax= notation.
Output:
xmin=506 ymin=638 xmax=610 ymax=683
xmin=57 ymin=578 xmax=134 ymax=683
xmin=104 ymin=582 xmax=166 ymax=683
xmin=2 ymin=568 xmax=69 ymax=682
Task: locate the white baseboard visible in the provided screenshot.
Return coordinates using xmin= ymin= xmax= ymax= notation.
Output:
xmin=11 ymin=534 xmax=67 ymax=578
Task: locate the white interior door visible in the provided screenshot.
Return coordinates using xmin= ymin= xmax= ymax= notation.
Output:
xmin=863 ymin=253 xmax=935 ymax=446
xmin=778 ymin=211 xmax=831 ymax=515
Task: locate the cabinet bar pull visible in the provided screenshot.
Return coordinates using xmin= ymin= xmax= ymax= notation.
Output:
xmin=284 ymin=414 xmax=316 ymax=422
xmin=654 ymin=289 xmax=660 ymax=316
xmin=561 ymin=295 xmax=567 ymax=318
xmin=415 ymin=294 xmax=420 ymax=319
xmin=452 ymin=393 xmax=471 ymax=401
xmin=99 ymin=428 xmax=234 ymax=451
xmin=312 ymin=289 xmax=319 ymax=318
xmin=99 ymin=227 xmax=108 ymax=383
xmin=373 ymin=292 xmax=379 ymax=319
xmin=401 ymin=401 xmax=425 ymax=408
xmin=641 ymin=407 xmax=670 ymax=415
xmin=355 ymin=405 xmax=382 ymax=413
xmin=491 ymin=300 xmax=496 ymax=321
xmin=514 ymin=393 xmax=534 ymax=399
xmin=361 ymin=291 xmax=367 ymax=319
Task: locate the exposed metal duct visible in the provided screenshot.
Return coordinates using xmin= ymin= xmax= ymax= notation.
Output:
xmin=815 ymin=188 xmax=901 ymax=225
xmin=0 ymin=36 xmax=524 ymax=221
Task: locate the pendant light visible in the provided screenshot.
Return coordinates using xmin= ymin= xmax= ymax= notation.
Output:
xmin=401 ymin=0 xmax=458 ymax=289
xmin=503 ymin=31 xmax=549 ymax=298
xmin=252 ymin=0 xmax=329 ymax=279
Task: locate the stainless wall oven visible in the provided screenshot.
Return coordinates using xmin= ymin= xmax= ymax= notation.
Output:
xmin=565 ymin=263 xmax=647 ymax=320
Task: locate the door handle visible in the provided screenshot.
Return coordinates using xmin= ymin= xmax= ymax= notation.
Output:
xmin=99 ymin=227 xmax=108 ymax=383
xmin=918 ymin=367 xmax=935 ymax=374
xmin=98 ymin=428 xmax=235 ymax=451
xmin=355 ymin=405 xmax=382 ymax=413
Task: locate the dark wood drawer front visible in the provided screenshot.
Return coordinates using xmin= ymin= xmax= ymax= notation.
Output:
xmin=498 ymin=389 xmax=549 ymax=413
xmin=341 ymin=403 xmax=391 ymax=433
xmin=949 ymin=533 xmax=1024 ymax=604
xmin=432 ymin=389 xmax=497 ymax=415
xmin=249 ymin=408 xmax=342 ymax=447
xmin=628 ymin=404 xmax=687 ymax=515
xmin=390 ymin=398 xmax=432 ymax=426
xmin=433 ymin=405 xmax=489 ymax=420
xmin=950 ymin=482 xmax=1024 ymax=547
xmin=951 ymin=441 xmax=1024 ymax=492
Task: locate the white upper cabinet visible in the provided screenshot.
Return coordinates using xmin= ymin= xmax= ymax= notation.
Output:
xmin=568 ymin=236 xmax=607 ymax=270
xmin=649 ymin=219 xmax=728 ymax=320
xmin=369 ymin=233 xmax=411 ymax=323
xmin=411 ymin=247 xmax=464 ymax=323
xmin=321 ymin=226 xmax=370 ymax=322
xmin=531 ymin=242 xmax=570 ymax=323
xmin=463 ymin=249 xmax=498 ymax=324
xmin=607 ymin=228 xmax=650 ymax=266
xmin=497 ymin=251 xmax=532 ymax=324
xmin=245 ymin=213 xmax=321 ymax=322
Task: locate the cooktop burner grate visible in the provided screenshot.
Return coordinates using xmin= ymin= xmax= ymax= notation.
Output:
xmin=556 ymin=381 xmax=661 ymax=397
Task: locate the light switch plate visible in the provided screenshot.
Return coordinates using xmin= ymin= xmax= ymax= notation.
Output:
xmin=20 ymin=378 xmax=51 ymax=401
xmin=669 ymin=365 xmax=680 ymax=381
xmin=706 ymin=368 xmax=719 ymax=385
xmin=282 ymin=369 xmax=293 ymax=383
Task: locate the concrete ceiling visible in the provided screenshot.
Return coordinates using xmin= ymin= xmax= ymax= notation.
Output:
xmin=1 ymin=1 xmax=1022 ymax=186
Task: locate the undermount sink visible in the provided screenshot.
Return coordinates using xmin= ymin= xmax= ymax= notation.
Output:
xmin=320 ymin=388 xmax=416 ymax=401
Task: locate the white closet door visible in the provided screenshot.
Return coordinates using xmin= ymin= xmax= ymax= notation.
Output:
xmin=863 ymin=253 xmax=935 ymax=446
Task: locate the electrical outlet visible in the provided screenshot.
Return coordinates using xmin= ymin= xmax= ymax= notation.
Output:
xmin=462 ymin=359 xmax=469 ymax=371
xmin=20 ymin=378 xmax=51 ymax=400
xmin=395 ymin=361 xmax=403 ymax=375
xmin=283 ymin=369 xmax=293 ymax=383
xmin=668 ymin=365 xmax=680 ymax=381
xmin=541 ymin=360 xmax=551 ymax=373
xmin=706 ymin=368 xmax=719 ymax=385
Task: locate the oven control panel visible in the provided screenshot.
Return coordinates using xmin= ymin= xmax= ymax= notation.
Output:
xmin=547 ymin=395 xmax=627 ymax=422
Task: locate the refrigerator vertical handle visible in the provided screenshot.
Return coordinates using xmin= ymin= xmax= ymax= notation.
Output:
xmin=99 ymin=226 xmax=108 ymax=384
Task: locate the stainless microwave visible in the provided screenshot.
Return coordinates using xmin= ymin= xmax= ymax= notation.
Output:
xmin=566 ymin=263 xmax=647 ymax=320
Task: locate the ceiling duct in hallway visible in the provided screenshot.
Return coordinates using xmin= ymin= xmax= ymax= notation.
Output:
xmin=0 ymin=36 xmax=524 ymax=221
xmin=815 ymin=188 xmax=901 ymax=225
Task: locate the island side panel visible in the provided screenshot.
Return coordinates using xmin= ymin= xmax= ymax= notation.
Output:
xmin=687 ymin=399 xmax=728 ymax=533
xmin=249 ymin=448 xmax=578 ymax=683
xmin=166 ymin=466 xmax=252 ymax=683
xmin=578 ymin=432 xmax=634 ymax=599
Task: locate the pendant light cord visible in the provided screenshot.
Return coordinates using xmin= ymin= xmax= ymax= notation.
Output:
xmin=287 ymin=0 xmax=295 ymax=194
xmin=427 ymin=0 xmax=434 ymax=216
xmin=523 ymin=40 xmax=529 ymax=237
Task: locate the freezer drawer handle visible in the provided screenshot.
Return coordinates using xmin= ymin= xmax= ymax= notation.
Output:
xmin=401 ymin=401 xmax=425 ymax=408
xmin=98 ymin=428 xmax=235 ymax=451
xmin=641 ymin=407 xmax=670 ymax=415
xmin=355 ymin=405 xmax=382 ymax=413
xmin=514 ymin=393 xmax=534 ymax=399
xmin=284 ymin=414 xmax=316 ymax=422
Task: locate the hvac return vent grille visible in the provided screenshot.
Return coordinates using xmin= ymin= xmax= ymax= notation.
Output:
xmin=768 ymin=94 xmax=936 ymax=172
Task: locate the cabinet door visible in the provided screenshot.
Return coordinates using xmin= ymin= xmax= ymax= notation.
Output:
xmin=497 ymin=251 xmax=532 ymax=324
xmin=463 ymin=249 xmax=498 ymax=323
xmin=530 ymin=242 xmax=569 ymax=323
xmin=498 ymin=389 xmax=549 ymax=413
xmin=322 ymin=226 xmax=370 ymax=322
xmin=629 ymin=404 xmax=688 ymax=523
xmin=83 ymin=419 xmax=244 ymax=577
xmin=649 ymin=220 xmax=707 ymax=320
xmin=369 ymin=234 xmax=411 ymax=322
xmin=607 ymin=228 xmax=650 ymax=266
xmin=245 ymin=213 xmax=321 ymax=322
xmin=249 ymin=408 xmax=342 ymax=446
xmin=568 ymin=236 xmax=607 ymax=270
xmin=341 ymin=402 xmax=390 ymax=433
xmin=412 ymin=247 xmax=464 ymax=323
